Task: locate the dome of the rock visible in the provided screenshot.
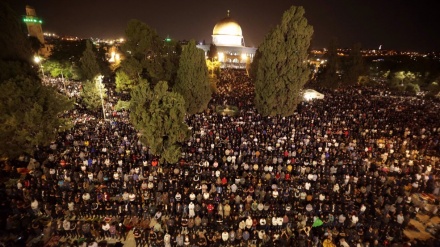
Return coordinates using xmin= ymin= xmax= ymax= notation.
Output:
xmin=212 ymin=17 xmax=243 ymax=37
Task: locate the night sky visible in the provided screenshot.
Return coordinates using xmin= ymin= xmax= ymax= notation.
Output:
xmin=6 ymin=0 xmax=439 ymax=51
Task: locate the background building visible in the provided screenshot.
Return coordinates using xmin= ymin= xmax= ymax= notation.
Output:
xmin=198 ymin=10 xmax=257 ymax=69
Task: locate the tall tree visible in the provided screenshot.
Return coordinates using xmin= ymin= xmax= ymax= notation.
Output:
xmin=174 ymin=40 xmax=211 ymax=114
xmin=49 ymin=39 xmax=86 ymax=64
xmin=0 ymin=1 xmax=73 ymax=158
xmin=130 ymin=80 xmax=189 ymax=164
xmin=43 ymin=59 xmax=77 ymax=79
xmin=253 ymin=6 xmax=313 ymax=117
xmin=162 ymin=39 xmax=182 ymax=85
xmin=207 ymin=43 xmax=218 ymax=60
xmin=121 ymin=20 xmax=166 ymax=83
xmin=81 ymin=79 xmax=107 ymax=111
xmin=120 ymin=57 xmax=143 ymax=80
xmin=318 ymin=38 xmax=340 ymax=88
xmin=121 ymin=20 xmax=182 ymax=85
xmin=80 ymin=40 xmax=100 ymax=81
xmin=249 ymin=49 xmax=262 ymax=82
xmin=94 ymin=43 xmax=112 ymax=77
xmin=49 ymin=39 xmax=110 ymax=78
xmin=342 ymin=43 xmax=367 ymax=86
xmin=115 ymin=70 xmax=134 ymax=93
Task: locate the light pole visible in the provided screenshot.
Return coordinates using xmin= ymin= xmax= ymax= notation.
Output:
xmin=61 ymin=72 xmax=67 ymax=94
xmin=33 ymin=55 xmax=45 ymax=79
xmin=95 ymin=75 xmax=106 ymax=121
xmin=210 ymin=57 xmax=217 ymax=77
xmin=241 ymin=54 xmax=249 ymax=76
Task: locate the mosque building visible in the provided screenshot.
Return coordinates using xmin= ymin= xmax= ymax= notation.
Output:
xmin=197 ymin=10 xmax=257 ymax=68
xmin=23 ymin=5 xmax=51 ymax=57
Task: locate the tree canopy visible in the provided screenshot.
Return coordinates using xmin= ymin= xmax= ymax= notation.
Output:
xmin=81 ymin=78 xmax=107 ymax=111
xmin=115 ymin=70 xmax=135 ymax=93
xmin=342 ymin=43 xmax=367 ymax=86
xmin=0 ymin=77 xmax=73 ymax=158
xmin=80 ymin=40 xmax=101 ymax=81
xmin=174 ymin=40 xmax=211 ymax=114
xmin=129 ymin=80 xmax=190 ymax=164
xmin=253 ymin=6 xmax=313 ymax=117
xmin=318 ymin=38 xmax=340 ymax=88
xmin=207 ymin=44 xmax=218 ymax=60
xmin=43 ymin=59 xmax=78 ymax=80
xmin=121 ymin=19 xmax=181 ymax=86
xmin=49 ymin=39 xmax=87 ymax=64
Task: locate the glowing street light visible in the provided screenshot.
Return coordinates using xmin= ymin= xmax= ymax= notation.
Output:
xmin=33 ymin=56 xmax=41 ymax=64
xmin=33 ymin=55 xmax=45 ymax=78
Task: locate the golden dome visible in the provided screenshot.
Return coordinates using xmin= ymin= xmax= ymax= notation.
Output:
xmin=213 ymin=17 xmax=242 ymax=37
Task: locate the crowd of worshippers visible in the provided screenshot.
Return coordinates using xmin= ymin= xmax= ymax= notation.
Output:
xmin=1 ymin=69 xmax=440 ymax=247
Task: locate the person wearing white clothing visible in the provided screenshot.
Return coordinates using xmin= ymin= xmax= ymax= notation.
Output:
xmin=188 ymin=202 xmax=195 ymax=218
xmin=277 ymin=217 xmax=284 ymax=227
xmin=31 ymin=199 xmax=39 ymax=214
xmin=82 ymin=192 xmax=90 ymax=201
xmin=189 ymin=192 xmax=196 ymax=201
xmin=305 ymin=182 xmax=311 ymax=190
xmin=350 ymin=214 xmax=359 ymax=228
xmin=63 ymin=219 xmax=70 ymax=231
xmin=222 ymin=231 xmax=229 ymax=241
xmin=164 ymin=232 xmax=171 ymax=247
xmin=340 ymin=238 xmax=350 ymax=247
xmin=245 ymin=217 xmax=253 ymax=229
xmin=231 ymin=184 xmax=238 ymax=193
xmin=396 ymin=212 xmax=404 ymax=227
xmin=128 ymin=193 xmax=136 ymax=202
xmin=101 ymin=222 xmax=110 ymax=238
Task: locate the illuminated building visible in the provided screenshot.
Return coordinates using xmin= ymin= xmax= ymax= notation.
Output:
xmin=198 ymin=10 xmax=257 ymax=68
xmin=23 ymin=5 xmax=44 ymax=44
xmin=23 ymin=6 xmax=51 ymax=57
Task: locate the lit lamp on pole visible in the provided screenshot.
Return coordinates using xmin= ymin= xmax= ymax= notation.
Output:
xmin=95 ymin=75 xmax=107 ymax=121
xmin=33 ymin=55 xmax=45 ymax=78
xmin=61 ymin=71 xmax=67 ymax=94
